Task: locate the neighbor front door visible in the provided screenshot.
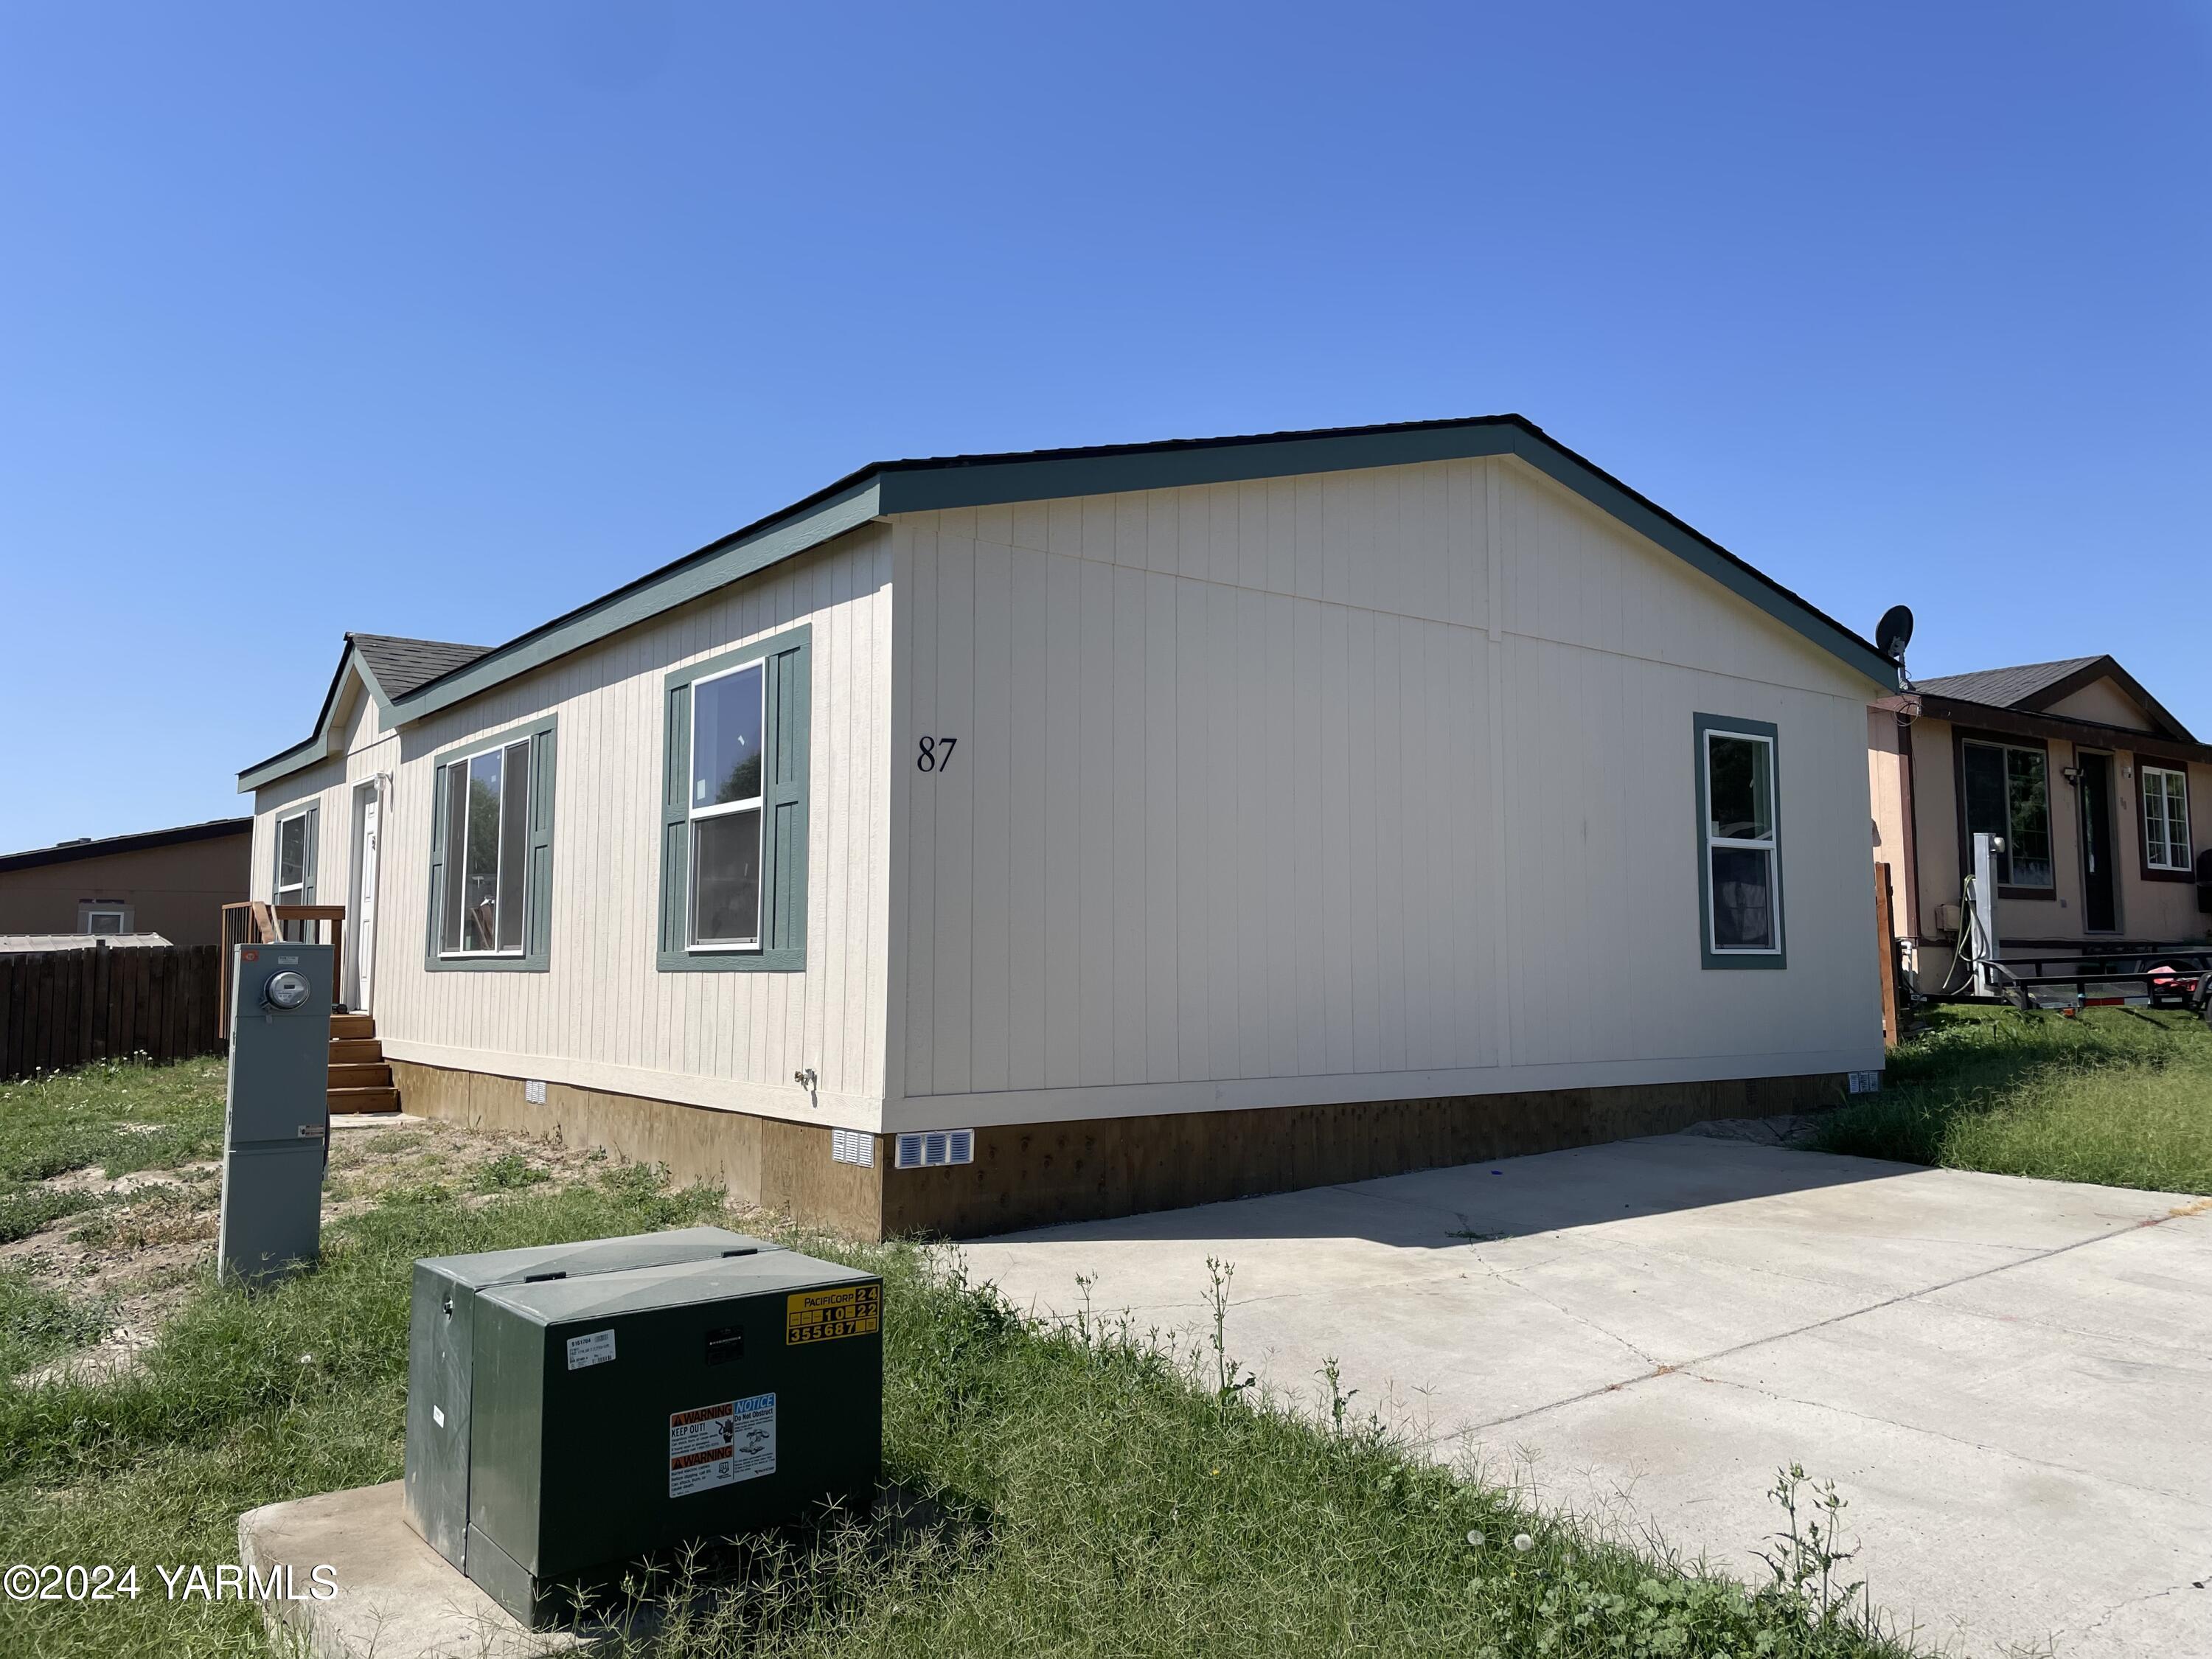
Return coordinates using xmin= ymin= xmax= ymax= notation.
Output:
xmin=2077 ymin=751 xmax=2117 ymax=933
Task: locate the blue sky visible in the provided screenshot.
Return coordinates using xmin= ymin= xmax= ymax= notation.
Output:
xmin=2 ymin=2 xmax=2205 ymax=852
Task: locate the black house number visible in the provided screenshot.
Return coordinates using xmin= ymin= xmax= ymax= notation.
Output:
xmin=916 ymin=735 xmax=958 ymax=773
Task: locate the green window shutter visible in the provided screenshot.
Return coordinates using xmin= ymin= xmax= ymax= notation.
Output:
xmin=302 ymin=803 xmax=320 ymax=905
xmin=425 ymin=762 xmax=449 ymax=967
xmin=763 ymin=641 xmax=810 ymax=956
xmin=658 ymin=622 xmax=810 ymax=973
xmin=658 ymin=679 xmax=692 ymax=964
xmin=524 ymin=723 xmax=558 ymax=970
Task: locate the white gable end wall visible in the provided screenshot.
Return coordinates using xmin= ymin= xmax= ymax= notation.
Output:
xmin=886 ymin=455 xmax=1883 ymax=1131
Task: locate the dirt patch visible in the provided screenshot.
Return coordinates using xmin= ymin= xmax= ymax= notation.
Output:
xmin=2 ymin=1116 xmax=611 ymax=1382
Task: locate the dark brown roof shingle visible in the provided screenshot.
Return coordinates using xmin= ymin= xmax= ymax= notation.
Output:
xmin=349 ymin=633 xmax=493 ymax=700
xmin=1915 ymin=658 xmax=2103 ymax=710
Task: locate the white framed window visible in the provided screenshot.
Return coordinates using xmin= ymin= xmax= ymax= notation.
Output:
xmin=1961 ymin=739 xmax=2053 ymax=889
xmin=274 ymin=810 xmax=310 ymax=906
xmin=437 ymin=737 xmax=533 ymax=957
xmin=686 ymin=660 xmax=765 ymax=950
xmin=81 ymin=905 xmax=129 ymax=936
xmin=2142 ymin=764 xmax=2192 ymax=874
xmin=1698 ymin=719 xmax=1783 ymax=962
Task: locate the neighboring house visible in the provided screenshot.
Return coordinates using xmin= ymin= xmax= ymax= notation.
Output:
xmin=0 ymin=817 xmax=250 ymax=947
xmin=1869 ymin=655 xmax=2211 ymax=966
xmin=238 ymin=416 xmax=1900 ymax=1239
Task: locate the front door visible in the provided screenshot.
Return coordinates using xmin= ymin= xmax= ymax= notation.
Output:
xmin=349 ymin=783 xmax=382 ymax=1011
xmin=2077 ymin=751 xmax=2117 ymax=933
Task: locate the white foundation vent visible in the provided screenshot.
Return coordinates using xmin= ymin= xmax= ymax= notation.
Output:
xmin=894 ymin=1130 xmax=974 ymax=1169
xmin=830 ymin=1128 xmax=874 ymax=1166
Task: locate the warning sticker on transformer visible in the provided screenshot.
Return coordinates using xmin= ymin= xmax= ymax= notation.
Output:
xmin=668 ymin=1393 xmax=775 ymax=1498
xmin=785 ymin=1284 xmax=882 ymax=1345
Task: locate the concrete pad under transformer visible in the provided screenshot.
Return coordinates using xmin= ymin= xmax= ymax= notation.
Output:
xmin=237 ymin=1481 xmax=593 ymax=1659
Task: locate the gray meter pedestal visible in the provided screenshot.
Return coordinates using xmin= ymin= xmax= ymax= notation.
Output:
xmin=403 ymin=1228 xmax=883 ymax=1628
xmin=218 ymin=942 xmax=332 ymax=1287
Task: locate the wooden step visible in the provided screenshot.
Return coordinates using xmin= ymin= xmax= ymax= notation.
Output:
xmin=328 ymin=1085 xmax=400 ymax=1115
xmin=329 ymin=1037 xmax=383 ymax=1065
xmin=329 ymin=1061 xmax=392 ymax=1090
xmin=330 ymin=1013 xmax=375 ymax=1040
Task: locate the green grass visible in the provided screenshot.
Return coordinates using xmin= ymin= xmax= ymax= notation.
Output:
xmin=0 ymin=1265 xmax=109 ymax=1377
xmin=0 ymin=1058 xmax=1916 ymax=1658
xmin=0 ymin=1054 xmax=226 ymax=1182
xmin=0 ymin=1055 xmax=226 ymax=1244
xmin=1818 ymin=1004 xmax=2212 ymax=1193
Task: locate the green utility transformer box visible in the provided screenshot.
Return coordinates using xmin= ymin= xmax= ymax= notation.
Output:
xmin=403 ymin=1226 xmax=883 ymax=1627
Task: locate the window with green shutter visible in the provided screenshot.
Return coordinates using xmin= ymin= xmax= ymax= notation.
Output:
xmin=658 ymin=624 xmax=810 ymax=973
xmin=424 ymin=714 xmax=558 ymax=973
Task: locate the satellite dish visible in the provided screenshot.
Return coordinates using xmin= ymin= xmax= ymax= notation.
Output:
xmin=1875 ymin=604 xmax=1914 ymax=665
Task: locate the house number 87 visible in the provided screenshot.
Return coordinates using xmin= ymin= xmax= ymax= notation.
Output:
xmin=917 ymin=736 xmax=958 ymax=773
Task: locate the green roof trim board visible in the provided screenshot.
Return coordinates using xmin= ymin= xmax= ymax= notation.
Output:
xmin=239 ymin=415 xmax=1899 ymax=792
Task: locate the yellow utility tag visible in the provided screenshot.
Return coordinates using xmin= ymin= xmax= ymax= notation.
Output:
xmin=785 ymin=1284 xmax=882 ymax=1345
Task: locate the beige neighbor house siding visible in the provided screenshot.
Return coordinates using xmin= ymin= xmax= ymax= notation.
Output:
xmin=253 ymin=526 xmax=894 ymax=1129
xmin=1885 ymin=714 xmax=2211 ymax=950
xmin=887 ymin=455 xmax=1886 ymax=1135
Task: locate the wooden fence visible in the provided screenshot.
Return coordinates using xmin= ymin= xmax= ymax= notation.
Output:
xmin=0 ymin=944 xmax=223 ymax=1082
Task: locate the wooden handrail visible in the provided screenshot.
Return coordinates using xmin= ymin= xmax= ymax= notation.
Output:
xmin=218 ymin=902 xmax=347 ymax=1024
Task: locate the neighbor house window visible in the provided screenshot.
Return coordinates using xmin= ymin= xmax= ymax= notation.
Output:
xmin=275 ymin=810 xmax=310 ymax=905
xmin=424 ymin=716 xmax=558 ymax=972
xmin=658 ymin=625 xmax=811 ymax=973
xmin=687 ymin=661 xmax=765 ymax=948
xmin=1960 ymin=740 xmax=2053 ymax=890
xmin=2141 ymin=764 xmax=2192 ymax=874
xmin=1697 ymin=717 xmax=1783 ymax=963
xmin=81 ymin=907 xmax=128 ymax=936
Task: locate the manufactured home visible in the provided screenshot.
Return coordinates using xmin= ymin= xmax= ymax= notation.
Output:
xmin=240 ymin=417 xmax=1899 ymax=1238
xmin=1870 ymin=655 xmax=2211 ymax=972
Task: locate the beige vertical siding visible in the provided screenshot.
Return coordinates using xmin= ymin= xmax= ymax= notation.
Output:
xmin=253 ymin=526 xmax=894 ymax=1127
xmin=2121 ymin=757 xmax=2211 ymax=940
xmin=888 ymin=456 xmax=1886 ymax=1130
xmin=250 ymin=689 xmax=380 ymax=908
xmin=1868 ymin=706 xmax=1911 ymax=936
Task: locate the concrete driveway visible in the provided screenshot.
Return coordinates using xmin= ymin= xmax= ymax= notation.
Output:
xmin=959 ymin=1133 xmax=2212 ymax=1659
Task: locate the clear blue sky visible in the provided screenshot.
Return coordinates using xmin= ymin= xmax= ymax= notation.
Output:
xmin=2 ymin=2 xmax=2205 ymax=852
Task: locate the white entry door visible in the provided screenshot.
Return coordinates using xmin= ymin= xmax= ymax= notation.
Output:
xmin=352 ymin=783 xmax=382 ymax=1012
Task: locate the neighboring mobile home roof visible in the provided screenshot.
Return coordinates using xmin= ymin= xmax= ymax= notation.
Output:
xmin=238 ymin=414 xmax=1902 ymax=792
xmin=1916 ymin=658 xmax=2104 ymax=709
xmin=0 ymin=816 xmax=251 ymax=875
xmin=1916 ymin=653 xmax=2195 ymax=745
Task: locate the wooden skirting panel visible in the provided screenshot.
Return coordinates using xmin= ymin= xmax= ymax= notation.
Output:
xmin=887 ymin=1073 xmax=1846 ymax=1238
xmin=390 ymin=1058 xmax=1843 ymax=1242
xmin=386 ymin=1059 xmax=886 ymax=1239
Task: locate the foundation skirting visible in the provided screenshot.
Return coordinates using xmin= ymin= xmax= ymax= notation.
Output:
xmin=388 ymin=1058 xmax=1846 ymax=1242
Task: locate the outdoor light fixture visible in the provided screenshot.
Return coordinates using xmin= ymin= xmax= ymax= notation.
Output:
xmin=2060 ymin=765 xmax=2082 ymax=787
xmin=261 ymin=969 xmax=313 ymax=1011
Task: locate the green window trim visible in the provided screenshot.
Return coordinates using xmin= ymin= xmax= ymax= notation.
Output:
xmin=271 ymin=799 xmax=319 ymax=906
xmin=1694 ymin=713 xmax=1787 ymax=971
xmin=658 ymin=624 xmax=810 ymax=973
xmin=424 ymin=714 xmax=558 ymax=974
